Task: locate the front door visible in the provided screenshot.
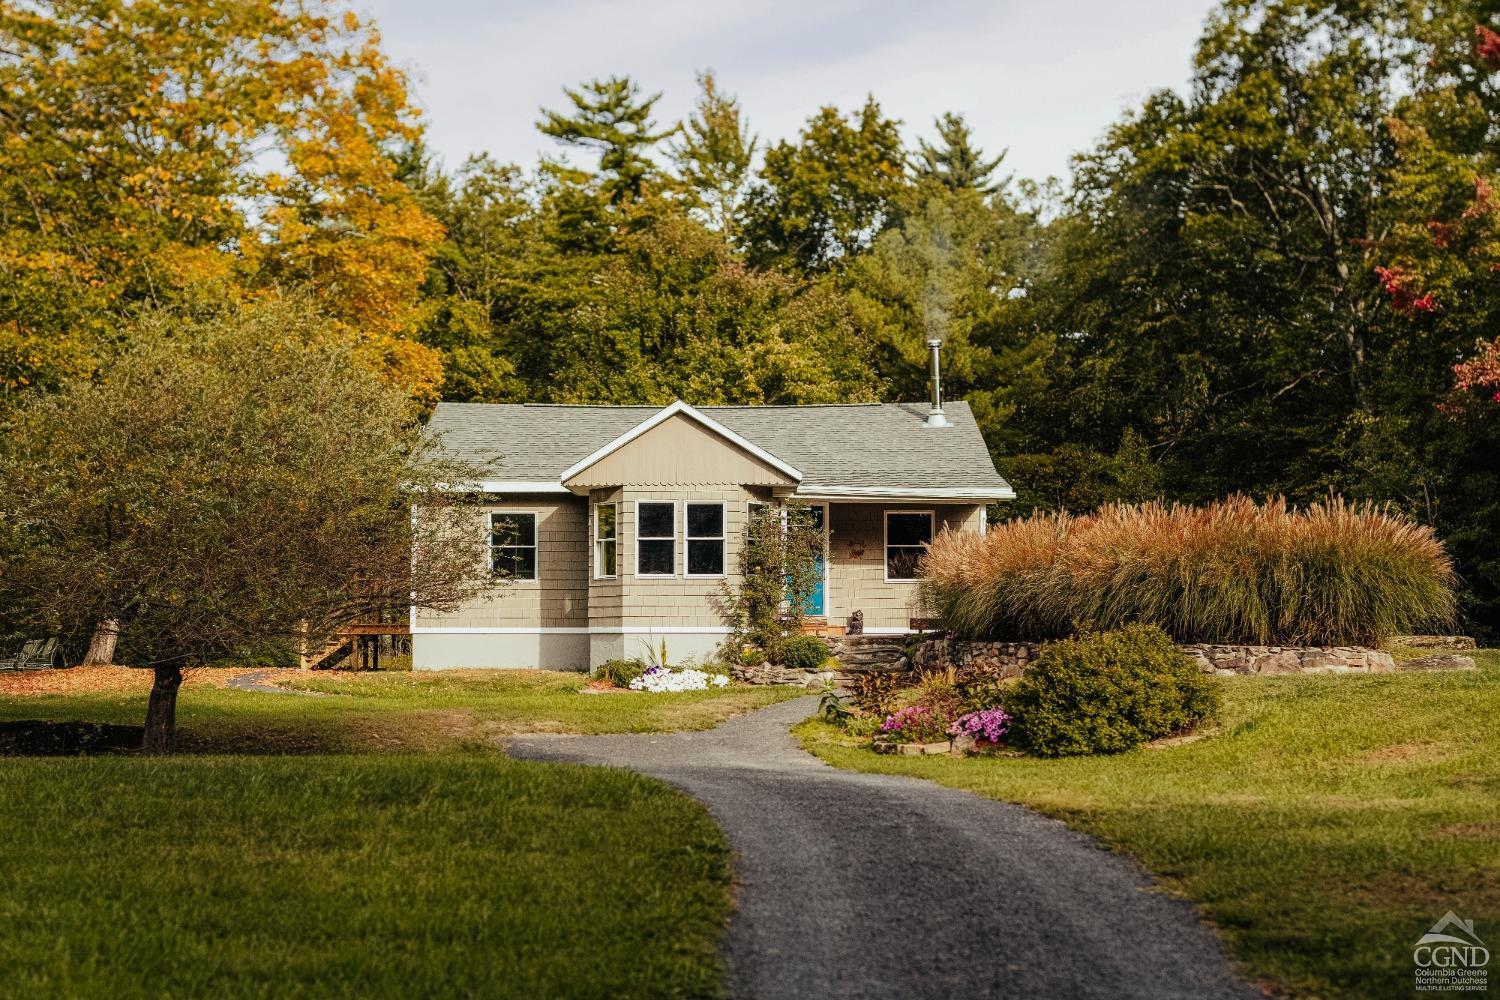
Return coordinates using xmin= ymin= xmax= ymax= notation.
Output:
xmin=802 ymin=504 xmax=827 ymax=616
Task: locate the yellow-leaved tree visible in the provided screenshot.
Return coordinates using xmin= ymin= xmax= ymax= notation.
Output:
xmin=0 ymin=0 xmax=443 ymax=403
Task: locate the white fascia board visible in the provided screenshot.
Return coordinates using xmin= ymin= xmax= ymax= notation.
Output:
xmin=434 ymin=480 xmax=570 ymax=494
xmin=794 ymin=484 xmax=1016 ymax=501
xmin=559 ymin=400 xmax=804 ymax=483
xmin=476 ymin=480 xmax=571 ymax=494
xmin=411 ymin=626 xmax=731 ymax=635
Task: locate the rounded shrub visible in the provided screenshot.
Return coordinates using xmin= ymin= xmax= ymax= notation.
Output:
xmin=1007 ymin=624 xmax=1220 ymax=757
xmin=594 ymin=658 xmax=646 ymax=686
xmin=777 ymin=634 xmax=830 ymax=670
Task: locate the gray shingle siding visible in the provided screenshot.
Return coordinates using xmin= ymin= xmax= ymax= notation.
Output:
xmin=427 ymin=401 xmax=1011 ymax=495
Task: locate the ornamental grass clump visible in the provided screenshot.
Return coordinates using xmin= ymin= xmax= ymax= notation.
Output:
xmin=919 ymin=496 xmax=1456 ymax=646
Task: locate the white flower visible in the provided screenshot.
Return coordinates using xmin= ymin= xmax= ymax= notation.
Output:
xmin=628 ymin=667 xmax=732 ymax=692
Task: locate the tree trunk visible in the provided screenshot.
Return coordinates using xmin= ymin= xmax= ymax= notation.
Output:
xmin=82 ymin=619 xmax=120 ymax=666
xmin=142 ymin=662 xmax=183 ymax=754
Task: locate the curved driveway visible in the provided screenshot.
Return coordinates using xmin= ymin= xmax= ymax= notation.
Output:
xmin=509 ymin=697 xmax=1257 ymax=1000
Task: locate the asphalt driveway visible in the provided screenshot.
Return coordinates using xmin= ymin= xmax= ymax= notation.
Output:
xmin=509 ymin=696 xmax=1258 ymax=1000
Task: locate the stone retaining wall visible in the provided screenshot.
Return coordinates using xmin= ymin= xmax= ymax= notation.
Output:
xmin=910 ymin=639 xmax=1041 ymax=678
xmin=730 ymin=634 xmax=1399 ymax=686
xmin=1177 ymin=644 xmax=1394 ymax=675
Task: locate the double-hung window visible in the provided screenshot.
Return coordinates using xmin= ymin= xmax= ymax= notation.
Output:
xmin=884 ymin=511 xmax=933 ymax=582
xmin=490 ymin=512 xmax=537 ymax=580
xmin=594 ymin=503 xmax=617 ymax=578
xmin=636 ymin=502 xmax=676 ymax=576
xmin=686 ymin=503 xmax=726 ymax=577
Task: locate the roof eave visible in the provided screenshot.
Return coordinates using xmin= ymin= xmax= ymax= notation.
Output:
xmin=792 ymin=484 xmax=1016 ymax=502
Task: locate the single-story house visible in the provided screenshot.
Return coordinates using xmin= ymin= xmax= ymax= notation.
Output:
xmin=415 ymin=395 xmax=1013 ymax=670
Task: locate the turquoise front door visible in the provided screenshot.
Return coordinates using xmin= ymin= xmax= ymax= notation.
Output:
xmin=803 ymin=505 xmax=826 ymax=616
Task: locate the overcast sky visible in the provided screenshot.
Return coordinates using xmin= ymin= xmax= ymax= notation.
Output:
xmin=357 ymin=0 xmax=1217 ymax=186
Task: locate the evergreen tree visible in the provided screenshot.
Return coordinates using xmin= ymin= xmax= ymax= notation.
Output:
xmin=671 ymin=71 xmax=758 ymax=239
xmin=538 ymin=76 xmax=675 ymax=205
xmin=915 ymin=112 xmax=1007 ymax=193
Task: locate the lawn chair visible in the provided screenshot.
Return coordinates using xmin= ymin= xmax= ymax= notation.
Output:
xmin=0 ymin=639 xmax=58 ymax=670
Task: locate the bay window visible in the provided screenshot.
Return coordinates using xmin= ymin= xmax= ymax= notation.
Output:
xmin=594 ymin=503 xmax=617 ymax=578
xmin=636 ymin=502 xmax=676 ymax=576
xmin=686 ymin=503 xmax=726 ymax=577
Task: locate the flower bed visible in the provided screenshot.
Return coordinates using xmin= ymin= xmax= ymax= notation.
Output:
xmin=628 ymin=667 xmax=731 ymax=693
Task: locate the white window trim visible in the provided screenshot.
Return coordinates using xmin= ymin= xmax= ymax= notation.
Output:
xmin=634 ymin=500 xmax=678 ymax=578
xmin=490 ymin=510 xmax=539 ymax=583
xmin=593 ymin=502 xmax=618 ymax=580
xmin=685 ymin=501 xmax=728 ymax=579
xmin=883 ymin=509 xmax=935 ymax=584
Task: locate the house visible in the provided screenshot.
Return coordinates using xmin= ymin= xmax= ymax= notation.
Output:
xmin=414 ymin=394 xmax=1013 ymax=670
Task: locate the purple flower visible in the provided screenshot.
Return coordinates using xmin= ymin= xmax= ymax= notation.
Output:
xmin=949 ymin=708 xmax=1011 ymax=743
xmin=880 ymin=705 xmax=931 ymax=732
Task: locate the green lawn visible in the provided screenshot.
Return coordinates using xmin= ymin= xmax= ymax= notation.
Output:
xmin=0 ymin=670 xmax=801 ymax=999
xmin=2 ymin=668 xmax=799 ymax=753
xmin=797 ymin=648 xmax=1500 ymax=999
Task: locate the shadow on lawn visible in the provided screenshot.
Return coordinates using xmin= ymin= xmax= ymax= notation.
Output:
xmin=0 ymin=720 xmax=143 ymax=756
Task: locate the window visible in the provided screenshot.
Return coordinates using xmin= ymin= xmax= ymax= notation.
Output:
xmin=490 ymin=512 xmax=537 ymax=580
xmin=885 ymin=511 xmax=933 ymax=582
xmin=594 ymin=503 xmax=617 ymax=578
xmin=686 ymin=503 xmax=726 ymax=576
xmin=636 ymin=502 xmax=676 ymax=576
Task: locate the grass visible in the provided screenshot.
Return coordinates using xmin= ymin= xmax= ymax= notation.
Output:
xmin=798 ymin=649 xmax=1500 ymax=999
xmin=0 ymin=669 xmax=802 ymax=998
xmin=0 ymin=667 xmax=799 ymax=753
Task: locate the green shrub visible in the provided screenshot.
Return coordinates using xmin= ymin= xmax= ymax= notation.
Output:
xmin=920 ymin=496 xmax=1456 ymax=646
xmin=594 ymin=658 xmax=646 ymax=686
xmin=777 ymin=634 xmax=830 ymax=670
xmin=1007 ymin=625 xmax=1221 ymax=757
xmin=842 ymin=713 xmax=884 ymax=738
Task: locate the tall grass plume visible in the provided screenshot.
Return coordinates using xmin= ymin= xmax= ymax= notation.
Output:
xmin=920 ymin=496 xmax=1456 ymax=646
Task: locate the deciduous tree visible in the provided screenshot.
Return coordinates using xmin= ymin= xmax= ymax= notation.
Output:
xmin=741 ymin=97 xmax=908 ymax=272
xmin=0 ymin=301 xmax=491 ymax=750
xmin=0 ymin=0 xmax=443 ymax=404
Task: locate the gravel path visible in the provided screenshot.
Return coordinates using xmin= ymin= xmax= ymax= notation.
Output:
xmin=224 ymin=670 xmax=328 ymax=696
xmin=509 ymin=696 xmax=1257 ymax=1000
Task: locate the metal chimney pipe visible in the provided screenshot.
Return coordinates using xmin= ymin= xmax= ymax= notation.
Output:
xmin=925 ymin=337 xmax=949 ymax=427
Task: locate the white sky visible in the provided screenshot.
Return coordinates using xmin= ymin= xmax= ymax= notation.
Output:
xmin=357 ymin=0 xmax=1217 ymax=186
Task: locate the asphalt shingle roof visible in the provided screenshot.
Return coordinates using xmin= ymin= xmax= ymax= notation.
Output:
xmin=428 ymin=401 xmax=1012 ymax=495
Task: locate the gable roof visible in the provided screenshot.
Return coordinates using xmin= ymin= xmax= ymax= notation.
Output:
xmin=560 ymin=401 xmax=804 ymax=484
xmin=428 ymin=400 xmax=1014 ymax=500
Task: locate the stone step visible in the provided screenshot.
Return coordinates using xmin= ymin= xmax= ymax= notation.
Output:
xmin=840 ymin=638 xmax=906 ymax=653
xmin=840 ymin=646 xmax=907 ymax=664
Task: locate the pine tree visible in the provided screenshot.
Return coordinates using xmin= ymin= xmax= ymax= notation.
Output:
xmin=671 ymin=72 xmax=758 ymax=238
xmin=538 ymin=76 xmax=675 ymax=205
xmin=915 ymin=113 xmax=1007 ymax=193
